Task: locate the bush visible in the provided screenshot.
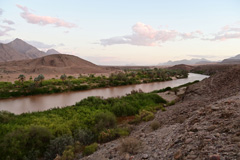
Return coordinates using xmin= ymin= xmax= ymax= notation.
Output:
xmin=44 ymin=135 xmax=74 ymax=160
xmin=61 ymin=145 xmax=75 ymax=160
xmin=73 ymin=128 xmax=94 ymax=145
xmin=98 ymin=127 xmax=130 ymax=143
xmin=167 ymin=100 xmax=175 ymax=106
xmin=134 ymin=110 xmax=154 ymax=123
xmin=120 ymin=137 xmax=141 ymax=154
xmin=98 ymin=129 xmax=117 ymax=143
xmin=94 ymin=111 xmax=116 ymax=132
xmin=0 ymin=111 xmax=15 ymax=123
xmin=83 ymin=143 xmax=98 ymax=156
xmin=150 ymin=121 xmax=161 ymax=130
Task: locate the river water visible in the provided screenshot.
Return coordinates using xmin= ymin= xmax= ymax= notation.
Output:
xmin=0 ymin=73 xmax=209 ymax=114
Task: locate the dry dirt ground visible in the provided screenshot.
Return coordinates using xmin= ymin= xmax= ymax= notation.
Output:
xmin=81 ymin=66 xmax=240 ymax=160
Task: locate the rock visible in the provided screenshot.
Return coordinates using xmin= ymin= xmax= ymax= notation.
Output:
xmin=232 ymin=137 xmax=240 ymax=142
xmin=174 ymin=149 xmax=182 ymax=159
xmin=209 ymin=155 xmax=220 ymax=160
xmin=142 ymin=154 xmax=149 ymax=159
xmin=187 ymin=154 xmax=198 ymax=159
xmin=207 ymin=125 xmax=217 ymax=131
xmin=125 ymin=153 xmax=130 ymax=160
xmin=185 ymin=138 xmax=193 ymax=144
xmin=211 ymin=106 xmax=220 ymax=111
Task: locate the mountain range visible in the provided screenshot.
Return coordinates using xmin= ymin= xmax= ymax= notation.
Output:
xmin=158 ymin=58 xmax=215 ymax=66
xmin=0 ymin=38 xmax=58 ymax=62
xmin=221 ymin=54 xmax=240 ymax=64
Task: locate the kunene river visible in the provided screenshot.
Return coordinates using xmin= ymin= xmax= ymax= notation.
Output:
xmin=0 ymin=73 xmax=209 ymax=114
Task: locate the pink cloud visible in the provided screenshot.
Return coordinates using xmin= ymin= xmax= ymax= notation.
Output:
xmin=16 ymin=4 xmax=77 ymax=28
xmin=205 ymin=23 xmax=240 ymax=41
xmin=100 ymin=22 xmax=201 ymax=46
xmin=0 ymin=25 xmax=14 ymax=36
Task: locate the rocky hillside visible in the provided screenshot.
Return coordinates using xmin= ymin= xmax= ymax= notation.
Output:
xmin=81 ymin=66 xmax=240 ymax=160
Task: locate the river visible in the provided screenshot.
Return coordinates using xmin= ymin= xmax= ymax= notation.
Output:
xmin=0 ymin=73 xmax=209 ymax=114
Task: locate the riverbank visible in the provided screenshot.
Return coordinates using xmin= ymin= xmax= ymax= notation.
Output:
xmin=0 ymin=92 xmax=167 ymax=160
xmin=0 ymin=68 xmax=188 ymax=100
xmin=0 ymin=73 xmax=208 ymax=114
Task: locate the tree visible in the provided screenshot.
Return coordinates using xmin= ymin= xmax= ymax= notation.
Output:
xmin=60 ymin=74 xmax=67 ymax=81
xmin=18 ymin=74 xmax=25 ymax=83
xmin=34 ymin=77 xmax=40 ymax=86
xmin=38 ymin=74 xmax=45 ymax=84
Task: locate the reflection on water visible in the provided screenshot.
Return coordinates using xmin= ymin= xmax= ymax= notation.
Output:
xmin=0 ymin=73 xmax=209 ymax=114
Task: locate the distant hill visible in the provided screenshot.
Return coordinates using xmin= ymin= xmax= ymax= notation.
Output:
xmin=168 ymin=64 xmax=194 ymax=71
xmin=159 ymin=58 xmax=214 ymax=66
xmin=221 ymin=54 xmax=240 ymax=64
xmin=46 ymin=49 xmax=61 ymax=55
xmin=0 ymin=38 xmax=60 ymax=62
xmin=0 ymin=54 xmax=113 ymax=75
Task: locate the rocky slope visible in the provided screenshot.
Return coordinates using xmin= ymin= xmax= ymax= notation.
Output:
xmin=81 ymin=66 xmax=240 ymax=160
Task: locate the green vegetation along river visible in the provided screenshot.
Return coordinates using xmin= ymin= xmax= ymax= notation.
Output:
xmin=0 ymin=73 xmax=208 ymax=114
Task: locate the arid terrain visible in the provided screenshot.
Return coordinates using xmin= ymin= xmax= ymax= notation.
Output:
xmin=0 ymin=54 xmax=116 ymax=81
xmin=81 ymin=65 xmax=240 ymax=160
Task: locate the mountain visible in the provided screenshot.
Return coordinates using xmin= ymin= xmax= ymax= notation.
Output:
xmin=0 ymin=43 xmax=29 ymax=62
xmin=159 ymin=58 xmax=213 ymax=66
xmin=7 ymin=38 xmax=47 ymax=59
xmin=0 ymin=54 xmax=113 ymax=75
xmin=46 ymin=49 xmax=61 ymax=55
xmin=0 ymin=38 xmax=60 ymax=62
xmin=221 ymin=54 xmax=240 ymax=64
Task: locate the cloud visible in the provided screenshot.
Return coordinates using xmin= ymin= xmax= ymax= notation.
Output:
xmin=16 ymin=4 xmax=77 ymax=28
xmin=100 ymin=22 xmax=202 ymax=46
xmin=0 ymin=25 xmax=14 ymax=36
xmin=0 ymin=8 xmax=3 ymax=16
xmin=204 ymin=23 xmax=240 ymax=41
xmin=3 ymin=19 xmax=15 ymax=25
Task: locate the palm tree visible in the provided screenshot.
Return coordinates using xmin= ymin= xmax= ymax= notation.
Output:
xmin=60 ymin=74 xmax=67 ymax=81
xmin=18 ymin=74 xmax=25 ymax=83
xmin=34 ymin=77 xmax=40 ymax=86
xmin=38 ymin=74 xmax=45 ymax=83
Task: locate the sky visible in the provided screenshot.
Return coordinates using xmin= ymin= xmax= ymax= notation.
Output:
xmin=0 ymin=0 xmax=240 ymax=65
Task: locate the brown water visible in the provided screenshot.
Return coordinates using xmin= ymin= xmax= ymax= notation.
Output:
xmin=0 ymin=73 xmax=208 ymax=114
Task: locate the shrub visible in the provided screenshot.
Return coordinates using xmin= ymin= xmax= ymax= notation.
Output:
xmin=115 ymin=127 xmax=130 ymax=137
xmin=120 ymin=137 xmax=141 ymax=154
xmin=0 ymin=111 xmax=15 ymax=123
xmin=150 ymin=121 xmax=161 ymax=130
xmin=61 ymin=145 xmax=75 ymax=160
xmin=94 ymin=111 xmax=116 ymax=132
xmin=73 ymin=128 xmax=95 ymax=145
xmin=83 ymin=143 xmax=98 ymax=156
xmin=44 ymin=135 xmax=74 ymax=160
xmin=134 ymin=110 xmax=154 ymax=123
xmin=98 ymin=129 xmax=117 ymax=143
xmin=167 ymin=100 xmax=175 ymax=106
